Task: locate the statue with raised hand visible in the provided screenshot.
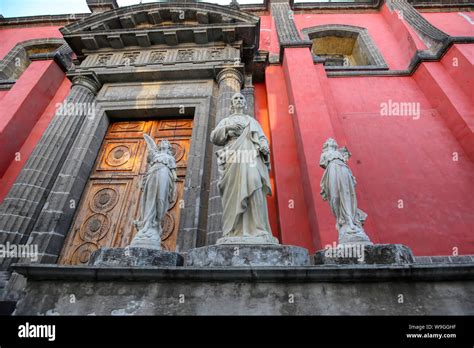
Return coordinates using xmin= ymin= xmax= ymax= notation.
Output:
xmin=210 ymin=93 xmax=278 ymax=245
xmin=131 ymin=134 xmax=177 ymax=250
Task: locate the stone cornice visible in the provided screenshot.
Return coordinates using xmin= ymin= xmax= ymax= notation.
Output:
xmin=61 ymin=2 xmax=259 ymax=35
xmin=11 ymin=263 xmax=474 ymax=282
xmin=0 ymin=14 xmax=89 ymax=28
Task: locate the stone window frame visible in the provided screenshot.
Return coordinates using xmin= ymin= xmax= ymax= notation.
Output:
xmin=0 ymin=38 xmax=70 ymax=89
xmin=301 ymin=24 xmax=388 ymax=71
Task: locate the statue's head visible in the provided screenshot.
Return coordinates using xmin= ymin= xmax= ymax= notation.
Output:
xmin=230 ymin=92 xmax=247 ymax=114
xmin=158 ymin=139 xmax=173 ymax=156
xmin=323 ymin=138 xmax=338 ymax=151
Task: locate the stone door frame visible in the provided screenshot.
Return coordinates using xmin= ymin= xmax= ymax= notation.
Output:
xmin=73 ymin=79 xmax=217 ymax=254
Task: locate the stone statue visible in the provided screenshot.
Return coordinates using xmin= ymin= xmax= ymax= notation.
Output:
xmin=131 ymin=134 xmax=177 ymax=250
xmin=211 ymin=93 xmax=278 ymax=245
xmin=319 ymin=138 xmax=372 ymax=245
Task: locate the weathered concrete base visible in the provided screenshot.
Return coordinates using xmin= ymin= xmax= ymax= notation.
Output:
xmin=313 ymin=244 xmax=414 ymax=265
xmin=88 ymin=247 xmax=184 ymax=267
xmin=216 ymin=234 xmax=279 ymax=245
xmin=185 ymin=244 xmax=309 ymax=266
xmin=11 ymin=263 xmax=474 ymax=315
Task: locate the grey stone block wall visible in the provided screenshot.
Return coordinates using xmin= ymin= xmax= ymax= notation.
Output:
xmin=11 ymin=264 xmax=474 ymax=315
xmin=25 ymin=105 xmax=109 ymax=264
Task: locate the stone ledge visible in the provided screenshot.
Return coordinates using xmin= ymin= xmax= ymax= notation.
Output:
xmin=185 ymin=244 xmax=309 ymax=266
xmin=313 ymin=244 xmax=414 ymax=265
xmin=89 ymin=247 xmax=184 ymax=267
xmin=11 ymin=263 xmax=474 ymax=283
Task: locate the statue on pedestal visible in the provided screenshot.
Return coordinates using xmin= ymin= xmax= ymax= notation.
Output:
xmin=210 ymin=93 xmax=278 ymax=245
xmin=131 ymin=134 xmax=177 ymax=250
xmin=319 ymin=138 xmax=372 ymax=245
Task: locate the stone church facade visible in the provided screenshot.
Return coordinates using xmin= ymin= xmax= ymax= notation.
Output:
xmin=0 ymin=0 xmax=473 ymax=315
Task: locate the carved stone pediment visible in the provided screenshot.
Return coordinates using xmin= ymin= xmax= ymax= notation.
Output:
xmin=60 ymin=2 xmax=260 ymax=61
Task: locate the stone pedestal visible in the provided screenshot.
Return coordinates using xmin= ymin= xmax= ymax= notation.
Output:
xmin=88 ymin=247 xmax=183 ymax=267
xmin=185 ymin=244 xmax=309 ymax=266
xmin=313 ymin=244 xmax=414 ymax=265
xmin=216 ymin=234 xmax=279 ymax=245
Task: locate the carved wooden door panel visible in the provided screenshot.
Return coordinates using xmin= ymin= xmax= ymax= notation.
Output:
xmin=59 ymin=119 xmax=193 ymax=265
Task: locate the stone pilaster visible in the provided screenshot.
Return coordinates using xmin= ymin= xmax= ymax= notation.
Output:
xmin=241 ymin=74 xmax=255 ymax=118
xmin=206 ymin=67 xmax=243 ymax=245
xmin=0 ymin=73 xmax=101 ymax=269
xmin=215 ymin=68 xmax=244 ymax=120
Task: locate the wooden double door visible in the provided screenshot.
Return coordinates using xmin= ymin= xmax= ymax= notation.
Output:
xmin=59 ymin=118 xmax=193 ymax=265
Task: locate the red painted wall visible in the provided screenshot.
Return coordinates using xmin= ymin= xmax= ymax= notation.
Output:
xmin=328 ymin=75 xmax=474 ymax=255
xmin=441 ymin=44 xmax=474 ymax=101
xmin=0 ymin=27 xmax=63 ymax=60
xmin=262 ymin=69 xmax=315 ymax=252
xmin=293 ymin=12 xmax=411 ymax=70
xmin=254 ymin=83 xmax=281 ymax=241
xmin=0 ymin=26 xmax=68 ymax=203
xmin=0 ymin=77 xmax=71 ymax=203
xmin=422 ymin=12 xmax=474 ymax=37
xmin=259 ymin=9 xmax=474 ymax=255
xmin=0 ymin=60 xmax=65 ymax=179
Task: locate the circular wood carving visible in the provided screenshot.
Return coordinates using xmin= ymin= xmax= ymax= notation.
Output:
xmin=160 ymin=212 xmax=175 ymax=241
xmin=167 ymin=188 xmax=178 ymax=210
xmin=106 ymin=145 xmax=131 ymax=167
xmin=90 ymin=188 xmax=118 ymax=212
xmin=170 ymin=142 xmax=185 ymax=162
xmin=71 ymin=242 xmax=98 ymax=265
xmin=79 ymin=214 xmax=110 ymax=242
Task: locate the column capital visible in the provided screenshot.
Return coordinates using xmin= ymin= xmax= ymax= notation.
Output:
xmin=216 ymin=68 xmax=244 ymax=87
xmin=70 ymin=73 xmax=102 ymax=95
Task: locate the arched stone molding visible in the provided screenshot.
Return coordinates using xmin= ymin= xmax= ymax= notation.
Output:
xmin=0 ymin=38 xmax=73 ymax=89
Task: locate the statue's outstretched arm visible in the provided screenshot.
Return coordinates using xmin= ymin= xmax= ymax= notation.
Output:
xmin=143 ymin=134 xmax=159 ymax=159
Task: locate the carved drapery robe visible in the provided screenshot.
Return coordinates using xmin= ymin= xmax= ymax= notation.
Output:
xmin=211 ymin=114 xmax=274 ymax=240
xmin=320 ymin=148 xmax=370 ymax=243
xmin=132 ymin=140 xmax=177 ymax=250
